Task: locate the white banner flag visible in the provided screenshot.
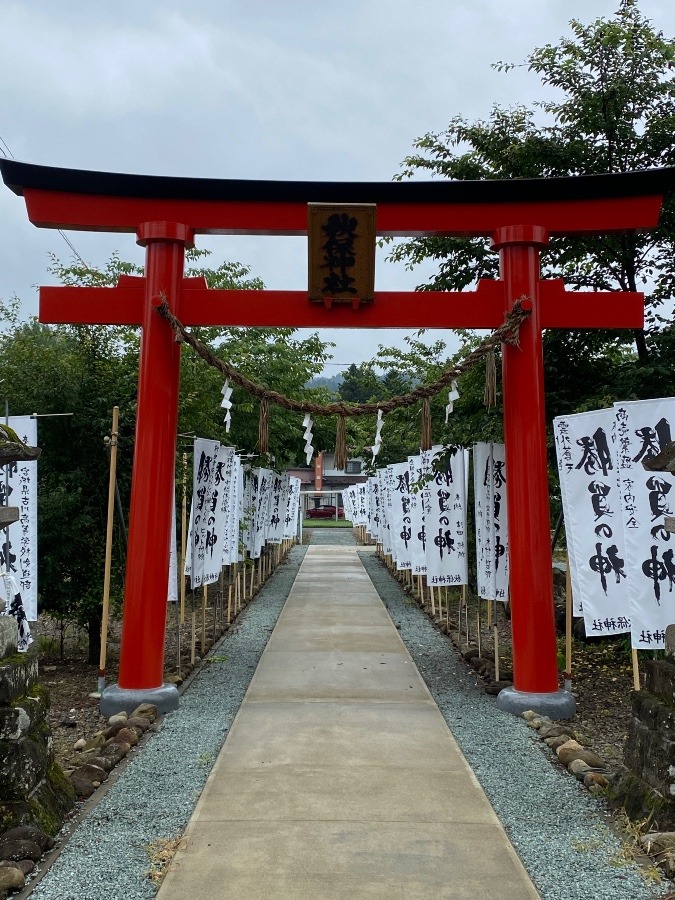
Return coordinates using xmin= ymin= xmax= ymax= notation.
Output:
xmin=615 ymin=398 xmax=675 ymax=649
xmin=554 ymin=411 xmax=629 ymax=635
xmin=190 ymin=437 xmax=220 ymax=589
xmin=388 ymin=462 xmax=412 ymax=571
xmin=283 ymin=477 xmax=301 ymax=539
xmin=0 ymin=416 xmax=38 ymax=621
xmin=424 ymin=447 xmax=468 ymax=587
xmin=407 ymin=453 xmax=429 ymax=576
xmin=378 ymin=468 xmax=393 ymax=557
xmin=473 ymin=443 xmax=510 ymax=602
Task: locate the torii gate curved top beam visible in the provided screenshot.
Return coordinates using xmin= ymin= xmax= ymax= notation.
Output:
xmin=2 ymin=158 xmax=675 ymax=235
xmin=2 ymin=158 xmax=674 ymax=718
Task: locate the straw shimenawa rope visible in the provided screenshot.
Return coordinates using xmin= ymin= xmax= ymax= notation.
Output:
xmin=155 ymin=296 xmax=531 ymax=419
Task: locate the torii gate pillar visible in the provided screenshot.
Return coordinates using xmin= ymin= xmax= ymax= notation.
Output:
xmin=101 ymin=222 xmax=193 ymax=715
xmin=493 ymin=225 xmax=572 ymax=716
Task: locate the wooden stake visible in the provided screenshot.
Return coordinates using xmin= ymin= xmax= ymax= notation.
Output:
xmin=190 ymin=592 xmax=196 ymax=665
xmin=201 ymin=584 xmax=207 ymax=654
xmin=632 ymin=649 xmax=641 ymax=691
xmin=227 ymin=583 xmax=232 ymax=624
xmin=494 ymin=625 xmax=500 ymax=682
xmin=430 ymin=585 xmax=436 ymax=617
xmin=476 ymin=598 xmax=482 ymax=657
xmin=180 ymin=452 xmax=187 ymax=625
xmin=98 ymin=406 xmax=119 ymax=693
xmin=565 ymin=562 xmax=573 ymax=679
xmin=462 ymin=585 xmax=468 ymax=641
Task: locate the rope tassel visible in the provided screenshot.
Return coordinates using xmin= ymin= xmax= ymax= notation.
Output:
xmin=421 ymin=397 xmax=432 ymax=451
xmin=484 ymin=349 xmax=497 ymax=409
xmin=258 ymin=397 xmax=269 ymax=454
xmin=334 ymin=415 xmax=348 ymax=471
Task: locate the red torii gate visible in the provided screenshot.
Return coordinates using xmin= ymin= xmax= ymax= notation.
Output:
xmin=2 ymin=159 xmax=674 ymax=717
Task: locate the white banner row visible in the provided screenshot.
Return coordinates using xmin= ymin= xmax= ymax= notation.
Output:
xmin=555 ymin=397 xmax=675 ymax=649
xmin=181 ymin=437 xmax=301 ymax=593
xmin=343 ymin=443 xmax=509 ymax=597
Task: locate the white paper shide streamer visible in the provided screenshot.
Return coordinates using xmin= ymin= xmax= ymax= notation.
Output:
xmin=302 ymin=413 xmax=314 ymax=465
xmin=221 ymin=379 xmax=233 ymax=432
xmin=372 ymin=409 xmax=383 ymax=460
xmin=445 ymin=380 xmax=460 ymax=424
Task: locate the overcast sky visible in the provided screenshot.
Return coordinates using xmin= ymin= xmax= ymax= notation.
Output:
xmin=1 ymin=0 xmax=674 ymax=374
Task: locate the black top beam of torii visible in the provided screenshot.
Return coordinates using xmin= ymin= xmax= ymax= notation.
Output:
xmin=2 ymin=158 xmax=675 ymax=330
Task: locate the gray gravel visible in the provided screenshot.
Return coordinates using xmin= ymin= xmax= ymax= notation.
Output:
xmin=25 ymin=534 xmax=668 ymax=899
xmin=359 ymin=551 xmax=667 ymax=900
xmin=27 ymin=545 xmax=307 ymax=900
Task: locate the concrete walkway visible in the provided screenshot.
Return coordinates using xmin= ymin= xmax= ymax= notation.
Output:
xmin=157 ymin=546 xmax=540 ymax=899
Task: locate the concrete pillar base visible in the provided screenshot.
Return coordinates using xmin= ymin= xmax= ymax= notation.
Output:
xmin=496 ymin=686 xmax=576 ymax=720
xmin=100 ymin=682 xmax=179 ymax=717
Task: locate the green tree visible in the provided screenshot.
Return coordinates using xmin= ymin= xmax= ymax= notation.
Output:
xmin=388 ymin=0 xmax=675 ymax=420
xmin=0 ymin=251 xmax=334 ymax=660
xmin=338 ymin=363 xmax=385 ymax=403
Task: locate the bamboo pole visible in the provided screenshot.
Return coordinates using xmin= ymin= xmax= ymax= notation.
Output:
xmin=190 ymin=591 xmax=196 ymax=664
xmin=565 ymin=562 xmax=573 ymax=680
xmin=463 ymin=586 xmax=469 ymax=643
xmin=98 ymin=406 xmax=119 ymax=694
xmin=494 ymin=624 xmax=500 ymax=682
xmin=632 ymin=649 xmax=641 ymax=691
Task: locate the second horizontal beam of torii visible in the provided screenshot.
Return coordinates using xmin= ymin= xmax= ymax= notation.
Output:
xmin=41 ymin=275 xmax=643 ymax=330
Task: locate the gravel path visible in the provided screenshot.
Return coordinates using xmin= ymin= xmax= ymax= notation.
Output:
xmin=25 ymin=532 xmax=668 ymax=899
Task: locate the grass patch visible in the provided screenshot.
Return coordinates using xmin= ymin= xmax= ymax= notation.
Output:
xmin=302 ymin=519 xmax=352 ymax=528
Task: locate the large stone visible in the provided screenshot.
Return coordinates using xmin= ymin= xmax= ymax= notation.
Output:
xmin=0 ymin=736 xmax=50 ymax=800
xmin=538 ymin=724 xmax=574 ymax=740
xmin=126 ymin=716 xmax=150 ymax=733
xmin=0 ymin=652 xmax=38 ymax=705
xmin=568 ymin=759 xmax=592 ymax=777
xmin=666 ymin=625 xmax=675 ymax=663
xmin=0 ymin=825 xmax=53 ymax=851
xmin=0 ymin=866 xmax=24 ymax=892
xmin=74 ymin=763 xmax=107 ymax=784
xmin=584 ymin=772 xmax=609 ymax=790
xmin=0 ymin=838 xmax=42 ymax=862
xmin=556 ymin=739 xmax=583 ymax=766
xmin=0 ymin=619 xmax=17 ymax=660
xmin=129 ymin=703 xmax=157 ymax=722
xmin=0 ymin=707 xmax=29 ymax=741
xmin=113 ymin=727 xmax=139 ymax=747
xmin=0 ymin=858 xmax=34 ymax=875
xmin=68 ymin=773 xmax=97 ymax=799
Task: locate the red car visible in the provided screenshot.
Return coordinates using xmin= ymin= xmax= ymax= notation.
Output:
xmin=306 ymin=505 xmax=345 ymax=519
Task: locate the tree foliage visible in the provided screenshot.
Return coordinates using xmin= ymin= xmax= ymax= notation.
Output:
xmin=0 ymin=250 xmax=334 ymax=657
xmin=377 ymin=0 xmax=675 ymax=447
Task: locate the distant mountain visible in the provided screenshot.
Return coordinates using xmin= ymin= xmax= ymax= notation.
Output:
xmin=307 ymin=374 xmax=343 ymax=391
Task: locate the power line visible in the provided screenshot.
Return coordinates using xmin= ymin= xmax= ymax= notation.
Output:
xmin=0 ymin=133 xmax=90 ymax=268
xmin=0 ymin=135 xmax=13 ymax=159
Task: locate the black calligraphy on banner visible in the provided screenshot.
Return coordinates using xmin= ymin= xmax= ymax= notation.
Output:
xmin=554 ymin=411 xmax=631 ymax=636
